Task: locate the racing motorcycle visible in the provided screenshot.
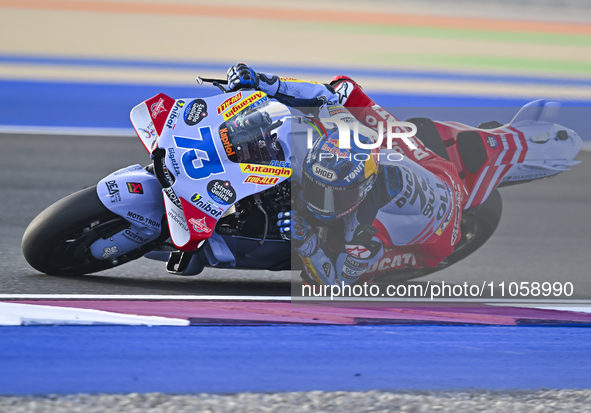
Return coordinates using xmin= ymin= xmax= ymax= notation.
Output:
xmin=22 ymin=78 xmax=583 ymax=282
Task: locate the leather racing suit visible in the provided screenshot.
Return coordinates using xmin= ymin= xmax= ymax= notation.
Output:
xmin=251 ymin=72 xmax=464 ymax=286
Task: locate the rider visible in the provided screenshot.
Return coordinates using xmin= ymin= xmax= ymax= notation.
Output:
xmin=226 ymin=64 xmax=464 ymax=286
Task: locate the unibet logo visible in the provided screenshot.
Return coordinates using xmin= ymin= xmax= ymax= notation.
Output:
xmin=191 ymin=193 xmax=222 ymax=218
xmin=166 ymin=100 xmax=185 ymax=129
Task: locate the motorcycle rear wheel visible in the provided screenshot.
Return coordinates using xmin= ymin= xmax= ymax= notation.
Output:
xmin=22 ymin=186 xmax=156 ymax=276
xmin=377 ymin=189 xmax=503 ymax=283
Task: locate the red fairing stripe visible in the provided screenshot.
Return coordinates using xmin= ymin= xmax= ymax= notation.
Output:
xmin=408 ymin=216 xmax=436 ymax=245
xmin=372 ymin=218 xmax=393 ymax=247
xmin=471 ymin=165 xmax=499 ymax=207
xmin=179 ymin=197 xmax=217 ymax=251
xmin=144 ymin=93 xmax=176 ymax=137
xmin=507 ymin=126 xmax=528 ymax=163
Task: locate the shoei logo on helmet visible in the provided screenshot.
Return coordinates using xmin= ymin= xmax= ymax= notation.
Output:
xmin=312 ymin=164 xmax=336 ymax=182
xmin=308 ymin=119 xmax=418 ymax=150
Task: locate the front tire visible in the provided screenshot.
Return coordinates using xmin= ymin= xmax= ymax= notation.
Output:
xmin=22 ymin=186 xmax=153 ymax=275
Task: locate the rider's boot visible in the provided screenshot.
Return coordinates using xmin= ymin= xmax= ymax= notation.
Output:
xmin=330 ymin=76 xmax=437 ymax=164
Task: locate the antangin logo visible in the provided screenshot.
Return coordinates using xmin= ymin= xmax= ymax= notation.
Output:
xmin=222 ymin=91 xmax=266 ymax=121
xmin=239 ymin=163 xmax=291 ymax=177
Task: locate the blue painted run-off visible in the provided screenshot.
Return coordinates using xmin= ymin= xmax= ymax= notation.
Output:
xmin=1 ymin=325 xmax=590 ymax=394
xmin=3 ymin=53 xmax=591 ymax=87
xmin=2 ymin=80 xmax=591 ymax=134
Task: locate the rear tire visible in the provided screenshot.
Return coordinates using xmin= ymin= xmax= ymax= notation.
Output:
xmin=22 ymin=186 xmax=153 ymax=275
xmin=377 ymin=189 xmax=503 ymax=283
xmin=447 ymin=188 xmax=503 ymax=264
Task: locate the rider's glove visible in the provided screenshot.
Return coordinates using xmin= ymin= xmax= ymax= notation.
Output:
xmin=227 ymin=63 xmax=280 ymax=97
xmin=277 ymin=211 xmax=292 ymax=240
xmin=277 ymin=211 xmax=311 ymax=246
xmin=334 ymin=225 xmax=384 ymax=285
xmin=227 ymin=63 xmax=259 ymax=91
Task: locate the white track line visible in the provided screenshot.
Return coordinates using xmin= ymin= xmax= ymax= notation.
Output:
xmin=2 ymin=295 xmax=591 ymax=305
xmin=0 ymin=302 xmax=189 ymax=326
xmin=0 ymin=294 xmax=291 ymax=300
xmin=0 ymin=125 xmax=135 ymax=137
xmin=530 ymin=306 xmax=591 ymax=314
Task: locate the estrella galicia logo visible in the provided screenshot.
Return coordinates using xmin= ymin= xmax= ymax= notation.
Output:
xmin=173 ymin=127 xmax=224 ymax=180
xmin=184 ymin=99 xmax=208 ymax=126
xmin=207 ymin=180 xmax=236 ymax=205
xmin=487 ymin=135 xmax=497 ymax=149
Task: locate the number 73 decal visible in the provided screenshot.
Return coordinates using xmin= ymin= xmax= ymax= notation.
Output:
xmin=173 ymin=127 xmax=225 ymax=180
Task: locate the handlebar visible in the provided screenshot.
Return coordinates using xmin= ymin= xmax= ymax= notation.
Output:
xmin=196 ymin=76 xmax=229 ymax=93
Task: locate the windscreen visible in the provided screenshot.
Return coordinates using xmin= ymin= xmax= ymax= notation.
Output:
xmin=218 ymin=100 xmax=286 ymax=165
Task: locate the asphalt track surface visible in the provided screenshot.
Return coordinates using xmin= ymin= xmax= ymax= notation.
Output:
xmin=1 ymin=132 xmax=590 ymax=298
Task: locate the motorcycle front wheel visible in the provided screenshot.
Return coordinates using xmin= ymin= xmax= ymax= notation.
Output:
xmin=22 ymin=186 xmax=161 ymax=276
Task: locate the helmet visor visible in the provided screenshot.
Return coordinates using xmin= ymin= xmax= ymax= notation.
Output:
xmin=302 ymin=169 xmax=370 ymax=216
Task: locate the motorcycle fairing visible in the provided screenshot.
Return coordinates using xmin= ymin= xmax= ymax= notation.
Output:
xmin=155 ymin=91 xmax=293 ymax=251
xmin=92 ymin=165 xmax=165 ymax=260
xmin=431 ymin=100 xmax=582 ymax=209
xmin=130 ymin=93 xmax=178 ymax=153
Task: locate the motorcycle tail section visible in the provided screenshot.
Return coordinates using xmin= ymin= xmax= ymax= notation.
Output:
xmin=499 ymin=100 xmax=582 ymax=186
